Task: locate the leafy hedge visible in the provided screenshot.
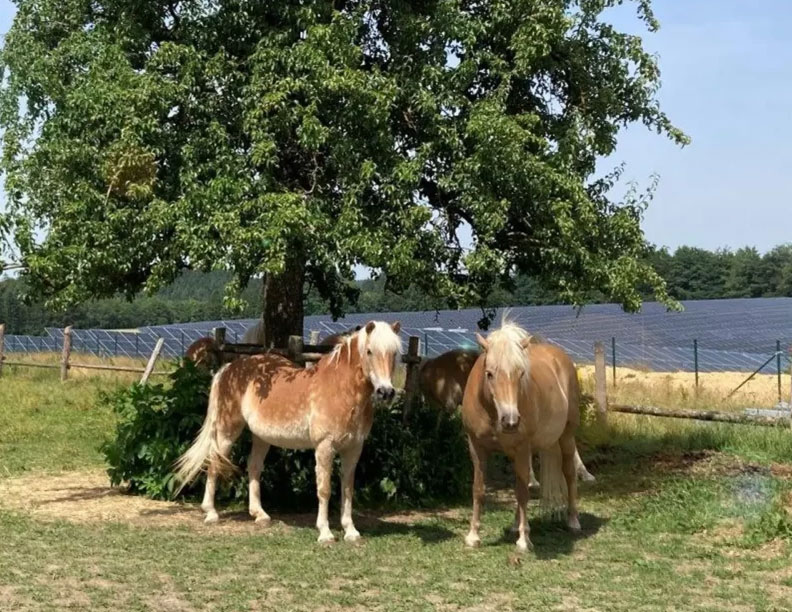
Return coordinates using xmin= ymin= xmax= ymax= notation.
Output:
xmin=101 ymin=362 xmax=471 ymax=508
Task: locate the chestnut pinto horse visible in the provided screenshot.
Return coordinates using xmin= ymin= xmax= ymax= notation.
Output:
xmin=461 ymin=320 xmax=581 ymax=551
xmin=175 ymin=321 xmax=402 ymax=543
xmin=421 ymin=348 xmax=594 ymax=486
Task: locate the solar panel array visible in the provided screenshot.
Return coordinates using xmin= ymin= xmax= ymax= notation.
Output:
xmin=2 ymin=297 xmax=790 ymax=373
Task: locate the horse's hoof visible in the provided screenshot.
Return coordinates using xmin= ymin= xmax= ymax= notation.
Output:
xmin=344 ymin=531 xmax=362 ymax=544
xmin=254 ymin=515 xmax=271 ymax=526
xmin=567 ymin=516 xmax=581 ymax=532
xmin=528 ymin=481 xmax=541 ymax=491
xmin=317 ymin=533 xmax=336 ymax=546
xmin=465 ymin=533 xmax=482 ymax=548
xmin=515 ymin=537 xmax=533 ymax=552
xmin=204 ymin=512 xmax=219 ymax=524
xmin=579 ymin=471 xmax=596 ymax=483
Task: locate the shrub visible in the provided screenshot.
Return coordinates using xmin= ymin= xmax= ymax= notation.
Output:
xmin=101 ymin=362 xmax=471 ymax=508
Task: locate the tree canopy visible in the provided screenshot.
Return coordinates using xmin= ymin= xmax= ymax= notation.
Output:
xmin=0 ymin=0 xmax=687 ymax=344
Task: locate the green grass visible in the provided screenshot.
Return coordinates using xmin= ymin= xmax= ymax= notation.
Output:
xmin=2 ymin=373 xmax=792 ymax=611
xmin=0 ymin=368 xmax=119 ymax=476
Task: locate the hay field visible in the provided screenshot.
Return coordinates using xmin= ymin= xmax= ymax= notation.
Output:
xmin=579 ymin=365 xmax=791 ymax=412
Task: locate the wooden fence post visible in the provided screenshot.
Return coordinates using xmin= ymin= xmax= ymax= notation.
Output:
xmin=140 ymin=338 xmax=165 ymax=384
xmin=0 ymin=323 xmax=5 ymax=378
xmin=307 ymin=331 xmax=320 ymax=369
xmin=60 ymin=326 xmax=73 ymax=382
xmin=288 ymin=335 xmax=304 ymax=366
xmin=594 ymin=341 xmax=607 ymax=424
xmin=213 ymin=327 xmax=226 ymax=348
xmin=402 ymin=336 xmax=421 ymax=424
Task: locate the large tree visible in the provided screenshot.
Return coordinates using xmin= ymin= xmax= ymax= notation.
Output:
xmin=0 ymin=0 xmax=686 ymax=346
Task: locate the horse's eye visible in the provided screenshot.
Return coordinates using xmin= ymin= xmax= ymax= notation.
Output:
xmin=486 ymin=371 xmax=493 ymax=380
xmin=367 ymin=349 xmax=372 ymax=356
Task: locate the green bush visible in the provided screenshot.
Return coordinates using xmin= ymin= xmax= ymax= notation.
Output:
xmin=101 ymin=362 xmax=471 ymax=508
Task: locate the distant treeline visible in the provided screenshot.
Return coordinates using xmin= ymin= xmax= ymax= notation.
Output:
xmin=1 ymin=244 xmax=791 ymax=335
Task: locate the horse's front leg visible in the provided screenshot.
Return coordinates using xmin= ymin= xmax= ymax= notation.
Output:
xmin=465 ymin=437 xmax=488 ymax=548
xmin=339 ymin=443 xmax=364 ymax=542
xmin=513 ymin=449 xmax=534 ymax=551
xmin=314 ymin=439 xmax=336 ymax=544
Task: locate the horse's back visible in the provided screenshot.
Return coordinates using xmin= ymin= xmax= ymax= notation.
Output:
xmin=220 ymin=353 xmax=315 ymax=448
xmin=527 ymin=343 xmax=580 ymax=426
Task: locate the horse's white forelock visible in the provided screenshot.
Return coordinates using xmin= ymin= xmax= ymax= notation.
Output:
xmin=358 ymin=321 xmax=402 ymax=358
xmin=328 ymin=322 xmax=402 ymax=365
xmin=484 ymin=314 xmax=532 ymax=374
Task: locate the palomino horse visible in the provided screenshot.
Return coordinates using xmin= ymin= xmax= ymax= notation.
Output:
xmin=421 ymin=348 xmax=594 ymax=486
xmin=241 ymin=320 xmax=265 ymax=344
xmin=174 ymin=321 xmax=402 ymax=543
xmin=184 ymin=337 xmax=221 ymax=372
xmin=461 ymin=320 xmax=581 ymax=550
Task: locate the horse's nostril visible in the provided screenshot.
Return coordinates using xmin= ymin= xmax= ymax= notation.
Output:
xmin=501 ymin=414 xmax=520 ymax=430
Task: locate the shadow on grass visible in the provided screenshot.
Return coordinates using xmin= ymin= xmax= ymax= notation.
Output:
xmin=482 ymin=511 xmax=608 ymax=559
xmin=134 ymin=504 xmax=460 ymax=543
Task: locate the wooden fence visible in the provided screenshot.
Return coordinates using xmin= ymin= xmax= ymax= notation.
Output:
xmin=0 ymin=323 xmax=169 ymax=383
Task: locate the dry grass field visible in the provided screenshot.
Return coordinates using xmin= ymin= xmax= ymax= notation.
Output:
xmin=579 ymin=365 xmax=791 ymax=413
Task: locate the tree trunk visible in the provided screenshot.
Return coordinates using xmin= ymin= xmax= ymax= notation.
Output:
xmin=260 ymin=255 xmax=305 ymax=349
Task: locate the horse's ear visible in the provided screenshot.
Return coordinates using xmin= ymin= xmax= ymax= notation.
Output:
xmin=365 ymin=321 xmax=376 ymax=334
xmin=520 ymin=337 xmax=533 ymax=350
xmin=475 ymin=333 xmax=488 ymax=351
xmin=391 ymin=321 xmax=401 ymax=334
xmin=354 ymin=325 xmax=362 ymax=331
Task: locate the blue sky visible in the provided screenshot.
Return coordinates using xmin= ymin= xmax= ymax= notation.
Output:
xmin=0 ymin=0 xmax=789 ymax=255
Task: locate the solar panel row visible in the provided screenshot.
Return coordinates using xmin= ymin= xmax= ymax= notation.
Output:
xmin=3 ymin=298 xmax=790 ymax=373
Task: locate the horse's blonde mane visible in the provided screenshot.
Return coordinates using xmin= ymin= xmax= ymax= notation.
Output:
xmin=484 ymin=314 xmax=532 ymax=374
xmin=328 ymin=322 xmax=402 ymax=365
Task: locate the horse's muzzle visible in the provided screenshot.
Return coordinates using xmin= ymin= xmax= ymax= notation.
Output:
xmin=500 ymin=414 xmax=520 ymax=432
xmin=375 ymin=386 xmax=395 ymax=402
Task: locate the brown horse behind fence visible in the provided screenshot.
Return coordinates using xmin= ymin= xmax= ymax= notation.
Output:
xmin=174 ymin=321 xmax=402 ymax=543
xmin=184 ymin=337 xmax=221 ymax=372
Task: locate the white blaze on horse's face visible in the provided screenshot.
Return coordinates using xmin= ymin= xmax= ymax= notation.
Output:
xmin=476 ymin=332 xmax=531 ymax=433
xmin=362 ymin=321 xmax=402 ymax=403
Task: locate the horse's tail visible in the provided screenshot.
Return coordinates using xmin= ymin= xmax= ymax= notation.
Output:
xmin=173 ymin=365 xmax=230 ymax=495
xmin=539 ymin=444 xmax=567 ymax=513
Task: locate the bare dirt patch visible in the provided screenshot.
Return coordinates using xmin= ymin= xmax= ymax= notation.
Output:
xmin=0 ymin=470 xmax=466 ymax=533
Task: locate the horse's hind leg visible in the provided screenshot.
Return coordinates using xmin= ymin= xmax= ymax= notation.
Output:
xmin=248 ymin=435 xmax=271 ymax=524
xmin=560 ymin=430 xmax=580 ymax=532
xmin=574 ymin=447 xmax=596 ymax=482
xmin=315 ymin=439 xmax=336 ymax=544
xmin=527 ymin=450 xmax=540 ymax=489
xmin=339 ymin=443 xmax=364 ymax=542
xmin=201 ymin=425 xmax=240 ymax=524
